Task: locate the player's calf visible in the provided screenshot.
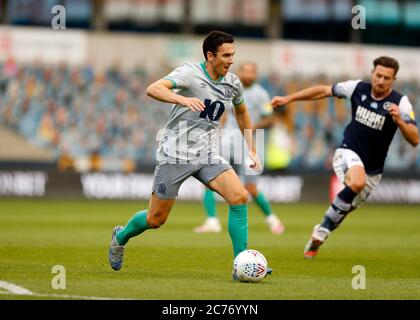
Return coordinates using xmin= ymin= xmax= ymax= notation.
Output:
xmin=321 ymin=185 xmax=357 ymax=231
xmin=146 ymin=196 xmax=174 ymax=229
xmin=305 ymin=185 xmax=359 ymax=259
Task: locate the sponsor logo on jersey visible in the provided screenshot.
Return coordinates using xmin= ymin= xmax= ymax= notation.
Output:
xmin=200 ymin=82 xmax=208 ymax=89
xmin=355 ymin=105 xmax=386 ymax=130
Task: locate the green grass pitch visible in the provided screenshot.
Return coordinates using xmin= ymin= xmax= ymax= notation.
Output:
xmin=0 ymin=198 xmax=419 ymax=300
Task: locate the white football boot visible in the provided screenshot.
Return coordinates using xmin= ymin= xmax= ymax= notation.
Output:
xmin=266 ymin=214 xmax=285 ymax=235
xmin=108 ymin=226 xmax=125 ymax=271
xmin=193 ymin=217 xmax=222 ymax=233
xmin=304 ymin=224 xmax=331 ymax=259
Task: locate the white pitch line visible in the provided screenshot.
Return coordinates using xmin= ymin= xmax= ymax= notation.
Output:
xmin=0 ymin=281 xmax=33 ymax=295
xmin=0 ymin=281 xmax=132 ymax=300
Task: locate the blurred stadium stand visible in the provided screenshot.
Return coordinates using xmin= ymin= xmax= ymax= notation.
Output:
xmin=0 ymin=125 xmax=54 ymax=160
xmin=1 ymin=59 xmax=419 ymax=172
xmin=0 ymin=0 xmax=419 ymax=202
xmin=0 ymin=58 xmax=170 ymax=171
xmin=1 ymin=0 xmax=419 ymax=46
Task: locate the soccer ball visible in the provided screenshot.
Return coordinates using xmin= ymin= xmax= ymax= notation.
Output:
xmin=233 ymin=249 xmax=268 ymax=283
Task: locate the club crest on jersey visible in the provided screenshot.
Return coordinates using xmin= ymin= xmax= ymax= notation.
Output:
xmin=383 ymin=102 xmax=392 ymax=111
xmin=224 ymin=85 xmax=234 ymax=98
xmin=361 ymin=95 xmax=367 ymax=102
xmin=158 ymin=183 xmax=166 ymax=195
xmin=370 ymin=102 xmax=378 ymax=109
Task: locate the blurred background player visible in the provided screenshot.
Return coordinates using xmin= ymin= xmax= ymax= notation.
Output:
xmin=108 ymin=31 xmax=263 ymax=271
xmin=194 ymin=62 xmax=285 ymax=235
xmin=271 ymin=56 xmax=419 ymax=259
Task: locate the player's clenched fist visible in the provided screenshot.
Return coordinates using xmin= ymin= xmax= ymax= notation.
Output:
xmin=270 ymin=96 xmax=290 ymax=108
xmin=387 ymin=103 xmax=401 ymax=123
xmin=248 ymin=151 xmax=262 ymax=171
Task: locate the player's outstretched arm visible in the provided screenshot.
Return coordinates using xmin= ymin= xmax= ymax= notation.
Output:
xmin=233 ymin=102 xmax=262 ymax=171
xmin=388 ymin=104 xmax=419 ymax=147
xmin=146 ymin=79 xmax=205 ymax=112
xmin=399 ymin=123 xmax=419 ymax=147
xmin=219 ymin=111 xmax=228 ymax=128
xmin=271 ymin=85 xmax=333 ymax=108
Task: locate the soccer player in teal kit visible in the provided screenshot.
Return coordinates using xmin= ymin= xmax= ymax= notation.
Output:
xmin=108 ymin=31 xmax=268 ymax=277
xmin=194 ymin=62 xmax=284 ymax=235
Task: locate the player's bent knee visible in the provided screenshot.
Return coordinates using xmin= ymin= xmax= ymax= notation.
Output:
xmin=349 ymin=180 xmax=366 ymax=193
xmin=228 ymin=189 xmax=249 ymax=205
xmin=147 ymin=214 xmax=167 ymax=229
xmin=148 ymin=218 xmax=165 ymax=229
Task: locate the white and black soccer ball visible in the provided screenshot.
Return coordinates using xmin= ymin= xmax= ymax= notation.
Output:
xmin=233 ymin=249 xmax=268 ymax=283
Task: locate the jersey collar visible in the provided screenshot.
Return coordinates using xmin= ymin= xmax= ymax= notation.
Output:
xmin=370 ymin=87 xmax=393 ymax=101
xmin=200 ymin=61 xmax=224 ymax=82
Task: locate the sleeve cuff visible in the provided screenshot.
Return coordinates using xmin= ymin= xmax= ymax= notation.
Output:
xmin=405 ymin=119 xmax=417 ymax=126
xmin=332 ymin=84 xmax=339 ymax=97
xmin=164 ymin=77 xmax=177 ymax=89
xmin=233 ymin=99 xmax=244 ymax=107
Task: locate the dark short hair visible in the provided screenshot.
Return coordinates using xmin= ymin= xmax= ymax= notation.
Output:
xmin=202 ymin=31 xmax=234 ymax=60
xmin=373 ymin=56 xmax=399 ymax=76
